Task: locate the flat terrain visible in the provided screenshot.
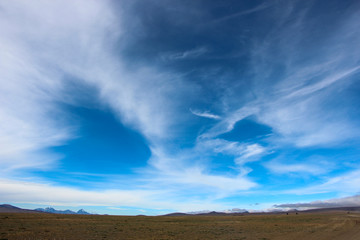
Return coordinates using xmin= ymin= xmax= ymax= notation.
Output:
xmin=1 ymin=211 xmax=360 ymax=240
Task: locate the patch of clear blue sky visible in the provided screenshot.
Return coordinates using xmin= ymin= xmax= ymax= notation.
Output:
xmin=52 ymin=105 xmax=150 ymax=174
xmin=34 ymin=77 xmax=151 ymax=182
xmin=218 ymin=117 xmax=272 ymax=142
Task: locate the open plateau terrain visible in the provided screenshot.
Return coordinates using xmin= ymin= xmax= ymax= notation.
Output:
xmin=1 ymin=210 xmax=360 ymax=239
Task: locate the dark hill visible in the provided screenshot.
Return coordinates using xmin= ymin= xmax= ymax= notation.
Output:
xmin=302 ymin=206 xmax=360 ymax=213
xmin=163 ymin=212 xmax=190 ymax=216
xmin=0 ymin=204 xmax=39 ymax=213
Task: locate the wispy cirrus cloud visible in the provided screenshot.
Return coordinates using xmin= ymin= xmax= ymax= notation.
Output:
xmin=207 ymin=7 xmax=360 ymax=151
xmin=211 ymin=1 xmax=274 ymax=24
xmin=0 ymin=178 xmax=231 ymax=213
xmin=146 ymin=145 xmax=258 ymax=197
xmin=284 ymin=168 xmax=360 ymax=196
xmin=196 ymin=139 xmax=265 ymax=163
xmin=246 ymin=3 xmax=360 ymax=148
xmin=161 ymin=46 xmax=208 ymax=61
xmin=284 ymin=65 xmax=360 ymax=100
xmin=264 ymin=161 xmax=331 ymax=176
xmin=0 ymin=0 xmax=190 ymax=171
xmin=190 ymin=108 xmax=221 ymax=119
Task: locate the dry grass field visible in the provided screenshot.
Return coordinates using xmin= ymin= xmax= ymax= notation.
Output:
xmin=1 ymin=211 xmax=360 ymax=240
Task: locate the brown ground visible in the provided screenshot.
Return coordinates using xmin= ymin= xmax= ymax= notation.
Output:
xmin=1 ymin=211 xmax=360 ymax=240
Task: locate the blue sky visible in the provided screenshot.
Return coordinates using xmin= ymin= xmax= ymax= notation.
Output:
xmin=1 ymin=0 xmax=360 ymax=215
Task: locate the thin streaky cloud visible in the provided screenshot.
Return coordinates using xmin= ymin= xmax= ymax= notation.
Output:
xmin=211 ymin=1 xmax=274 ymax=24
xmin=264 ymin=161 xmax=331 ymax=175
xmin=162 ymin=47 xmax=208 ymax=60
xmin=285 ymin=65 xmax=360 ymax=99
xmin=190 ymin=109 xmax=221 ymax=119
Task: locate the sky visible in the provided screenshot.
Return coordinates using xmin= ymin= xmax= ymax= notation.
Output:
xmin=1 ymin=0 xmax=360 ymax=215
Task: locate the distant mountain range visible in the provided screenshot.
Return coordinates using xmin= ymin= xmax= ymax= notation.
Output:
xmin=0 ymin=204 xmax=90 ymax=215
xmin=35 ymin=207 xmax=90 ymax=215
xmin=163 ymin=207 xmax=360 ymax=216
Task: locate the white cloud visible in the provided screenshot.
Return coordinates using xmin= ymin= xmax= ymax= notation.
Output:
xmin=146 ymin=147 xmax=258 ymax=197
xmin=162 ymin=46 xmax=208 ymax=60
xmin=0 ymin=0 xmax=193 ymax=172
xmin=211 ymin=1 xmax=274 ymax=24
xmin=165 ymin=167 xmax=257 ymax=192
xmin=264 ymin=161 xmax=330 ymax=175
xmin=0 ymin=0 xmax=79 ymax=171
xmin=0 ymin=178 xmax=240 ymax=212
xmin=236 ymin=3 xmax=360 ymax=148
xmin=198 ymin=106 xmax=259 ymax=140
xmin=140 ymin=139 xmax=263 ymax=198
xmin=284 ymin=65 xmax=360 ymax=99
xmin=190 ymin=109 xmax=221 ymax=119
xmin=237 ymin=143 xmax=266 ymax=160
xmin=195 ymin=138 xmax=266 ymax=165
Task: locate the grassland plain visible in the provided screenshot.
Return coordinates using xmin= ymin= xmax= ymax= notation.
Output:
xmin=0 ymin=211 xmax=360 ymax=240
